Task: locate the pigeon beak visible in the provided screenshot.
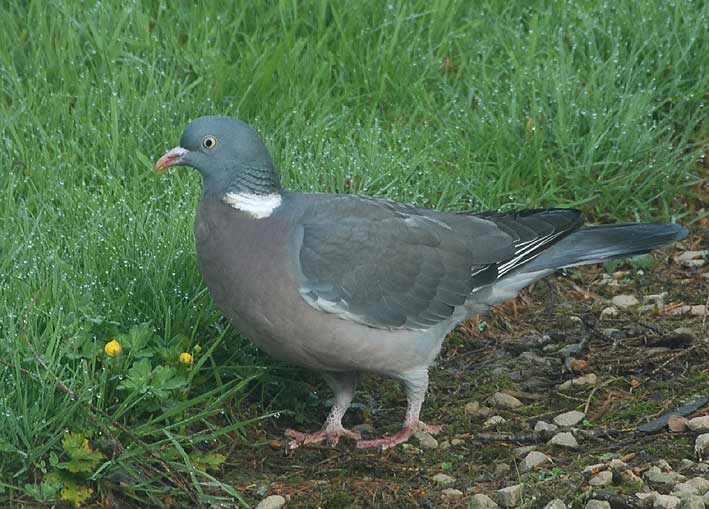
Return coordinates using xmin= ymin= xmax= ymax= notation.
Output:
xmin=155 ymin=146 xmax=189 ymax=172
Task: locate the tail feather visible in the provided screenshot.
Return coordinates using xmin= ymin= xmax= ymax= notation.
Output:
xmin=521 ymin=222 xmax=687 ymax=272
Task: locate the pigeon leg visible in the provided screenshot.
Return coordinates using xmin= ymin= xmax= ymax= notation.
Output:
xmin=357 ymin=368 xmax=442 ymax=450
xmin=286 ymin=371 xmax=361 ymax=450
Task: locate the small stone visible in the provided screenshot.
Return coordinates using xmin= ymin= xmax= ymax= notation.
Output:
xmin=696 ymin=434 xmax=709 ymax=460
xmin=656 ymin=459 xmax=673 ymax=471
xmin=414 ymin=431 xmax=438 ymax=449
xmin=673 ymin=327 xmax=693 ymax=335
xmin=569 ymin=359 xmax=589 ymax=371
xmin=352 ymin=423 xmax=374 ymax=434
xmin=589 ymin=470 xmax=613 ymax=486
xmin=637 ymin=493 xmax=660 ymax=509
xmin=559 ymin=373 xmax=599 ymax=391
xmin=609 ymin=458 xmax=627 ymax=470
xmin=534 ymin=420 xmax=559 ymax=436
xmin=621 ymin=469 xmax=644 ymax=486
xmin=432 ymin=473 xmax=455 ymax=485
xmin=645 ymin=293 xmax=668 ymax=307
xmin=513 ymin=445 xmax=536 ymax=458
xmin=451 ymin=438 xmax=465 ymax=446
xmin=553 ymin=410 xmax=586 ymax=427
xmin=672 ymin=477 xmax=709 ymax=496
xmin=644 ymin=466 xmax=686 ymax=485
xmin=490 ymin=392 xmax=524 ymax=409
xmin=691 ymin=305 xmax=707 ymax=316
xmin=495 ymin=463 xmax=512 ymax=477
xmin=688 ymin=417 xmax=709 ymax=432
xmin=469 ymin=493 xmax=499 ymax=509
xmin=679 ymin=495 xmax=705 ymax=509
xmin=668 ymin=415 xmax=689 ymax=432
xmin=256 ymin=495 xmax=286 ymax=509
xmin=442 ymin=488 xmax=463 ymax=498
xmin=544 ymin=500 xmax=566 ymax=509
xmin=465 ymin=401 xmax=481 ymax=415
xmin=670 ymin=305 xmax=693 ymax=316
xmin=582 ymin=463 xmax=607 ymax=478
xmin=704 ymin=492 xmax=709 ymax=506
xmin=612 ymin=294 xmax=640 ymax=308
xmin=601 ymin=306 xmax=620 ymax=319
xmin=602 ymin=328 xmax=626 ymax=339
xmin=483 ymin=416 xmax=506 ymax=429
xmin=674 ymin=250 xmax=707 ymax=268
xmin=547 ymin=431 xmax=579 ymax=449
xmin=653 ymin=494 xmax=681 ymax=509
xmin=520 ymin=451 xmax=551 ymax=472
xmin=497 ymin=484 xmax=523 ymax=507
xmin=585 ymin=501 xmax=611 ymax=509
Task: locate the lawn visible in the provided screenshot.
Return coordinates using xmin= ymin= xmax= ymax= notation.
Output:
xmin=0 ymin=1 xmax=706 ymax=507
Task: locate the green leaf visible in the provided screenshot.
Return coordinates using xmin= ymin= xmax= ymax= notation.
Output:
xmin=189 ymin=451 xmax=226 ymax=472
xmin=23 ymin=480 xmax=61 ymax=503
xmin=60 ymin=433 xmax=104 ymax=473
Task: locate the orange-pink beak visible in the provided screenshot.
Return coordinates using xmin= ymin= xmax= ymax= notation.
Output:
xmin=155 ymin=146 xmax=188 ymax=172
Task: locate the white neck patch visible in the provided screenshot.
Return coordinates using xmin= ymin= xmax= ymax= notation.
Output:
xmin=223 ymin=192 xmax=282 ymax=219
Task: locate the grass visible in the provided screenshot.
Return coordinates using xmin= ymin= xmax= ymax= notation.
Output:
xmin=0 ymin=0 xmax=706 ymax=506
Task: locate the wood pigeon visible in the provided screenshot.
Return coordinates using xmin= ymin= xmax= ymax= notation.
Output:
xmin=156 ymin=116 xmax=686 ymax=450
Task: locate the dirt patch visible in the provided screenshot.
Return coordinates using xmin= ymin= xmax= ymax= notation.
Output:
xmin=227 ymin=239 xmax=708 ymax=508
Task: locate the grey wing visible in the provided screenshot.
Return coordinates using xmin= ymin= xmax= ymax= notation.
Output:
xmin=295 ymin=196 xmax=508 ymax=330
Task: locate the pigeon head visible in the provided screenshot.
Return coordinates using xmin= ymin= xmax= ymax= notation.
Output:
xmin=156 ymin=116 xmax=282 ymax=197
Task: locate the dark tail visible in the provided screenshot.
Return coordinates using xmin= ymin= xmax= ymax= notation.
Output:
xmin=521 ymin=222 xmax=687 ymax=272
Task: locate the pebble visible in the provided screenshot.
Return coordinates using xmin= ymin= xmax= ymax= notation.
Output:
xmin=414 ymin=431 xmax=438 ymax=449
xmin=704 ymin=493 xmax=709 ymax=506
xmin=256 ymin=495 xmax=286 ymax=509
xmin=644 ymin=466 xmax=686 ymax=485
xmin=696 ymin=434 xmax=709 ymax=460
xmin=669 ymin=415 xmax=689 ymax=432
xmin=680 ymin=495 xmax=705 ymax=509
xmin=612 ymin=294 xmax=640 ymax=308
xmin=674 ymin=250 xmax=707 ymax=268
xmin=637 ymin=492 xmax=660 ymax=508
xmin=547 ymin=432 xmax=579 ymax=449
xmin=513 ymin=445 xmax=536 ymax=458
xmin=672 ymin=477 xmax=709 ymax=496
xmin=520 ymin=451 xmax=551 ymax=472
xmin=534 ymin=420 xmax=559 ymax=436
xmin=450 ymin=438 xmax=465 ymax=446
xmin=559 ymin=373 xmax=598 ymax=391
xmin=497 ymin=484 xmax=523 ymax=508
xmin=483 ymin=416 xmax=507 ymax=429
xmin=495 ymin=463 xmax=512 ymax=477
xmin=622 ymin=469 xmax=644 ymax=486
xmin=589 ymin=470 xmax=613 ymax=486
xmin=653 ymin=494 xmax=681 ymax=509
xmin=688 ymin=417 xmax=709 ymax=432
xmin=442 ymin=488 xmax=463 ymax=498
xmin=553 ymin=410 xmax=586 ymax=427
xmin=469 ymin=493 xmax=499 ymax=509
xmin=465 ymin=401 xmax=481 ymax=415
xmin=691 ymin=305 xmax=707 ymax=316
xmin=645 ymin=292 xmax=668 ymax=307
xmin=544 ymin=500 xmax=566 ymax=509
xmin=490 ymin=392 xmax=524 ymax=409
xmin=585 ymin=501 xmax=611 ymax=509
xmin=601 ymin=306 xmax=620 ymax=319
xmin=432 ymin=473 xmax=456 ymax=485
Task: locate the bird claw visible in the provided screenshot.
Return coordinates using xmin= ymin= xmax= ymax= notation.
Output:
xmin=356 ymin=421 xmax=444 ymax=450
xmin=285 ymin=427 xmax=361 ymax=451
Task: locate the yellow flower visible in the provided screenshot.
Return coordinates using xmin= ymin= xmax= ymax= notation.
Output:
xmin=179 ymin=352 xmax=193 ymax=366
xmin=104 ymin=339 xmax=122 ymax=357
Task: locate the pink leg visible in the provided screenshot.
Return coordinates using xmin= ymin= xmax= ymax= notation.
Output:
xmin=286 ymin=372 xmax=361 ymax=451
xmin=357 ymin=368 xmax=443 ymax=450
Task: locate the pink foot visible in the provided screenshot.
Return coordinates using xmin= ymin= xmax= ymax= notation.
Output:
xmin=285 ymin=426 xmax=361 ymax=450
xmin=356 ymin=421 xmax=444 ymax=450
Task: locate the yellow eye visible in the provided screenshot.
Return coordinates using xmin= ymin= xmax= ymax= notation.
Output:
xmin=202 ymin=135 xmax=217 ymax=149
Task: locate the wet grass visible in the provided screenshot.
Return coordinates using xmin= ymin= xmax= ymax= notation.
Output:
xmin=0 ymin=0 xmax=707 ymax=506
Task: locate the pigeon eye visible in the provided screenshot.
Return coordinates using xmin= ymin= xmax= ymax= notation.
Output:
xmin=202 ymin=135 xmax=217 ymax=149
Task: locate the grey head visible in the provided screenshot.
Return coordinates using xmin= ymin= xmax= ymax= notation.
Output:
xmin=156 ymin=116 xmax=282 ymax=196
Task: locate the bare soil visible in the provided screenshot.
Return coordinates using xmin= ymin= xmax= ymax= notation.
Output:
xmin=226 ymin=234 xmax=708 ymax=508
